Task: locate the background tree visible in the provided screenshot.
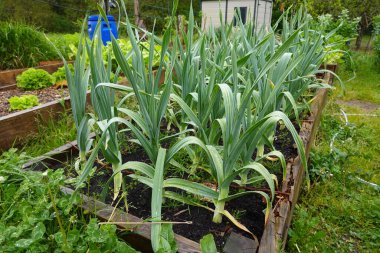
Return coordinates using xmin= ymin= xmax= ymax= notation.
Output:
xmin=0 ymin=0 xmax=200 ymax=33
xmin=276 ymin=0 xmax=380 ymax=49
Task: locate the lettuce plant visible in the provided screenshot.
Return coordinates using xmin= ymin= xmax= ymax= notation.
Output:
xmin=8 ymin=94 xmax=39 ymax=111
xmin=16 ymin=68 xmax=55 ymax=90
xmin=52 ymin=64 xmax=74 ymax=82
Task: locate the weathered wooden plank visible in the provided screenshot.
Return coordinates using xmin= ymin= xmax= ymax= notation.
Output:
xmin=257 ymin=211 xmax=276 ymax=253
xmin=0 ymin=97 xmax=70 ymax=151
xmin=0 ymin=83 xmax=18 ymax=91
xmin=224 ymin=232 xmax=259 ymax=253
xmin=258 ymin=73 xmax=331 ymax=252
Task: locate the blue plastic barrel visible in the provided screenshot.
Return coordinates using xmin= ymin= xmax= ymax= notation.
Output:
xmin=88 ymin=15 xmax=118 ymax=45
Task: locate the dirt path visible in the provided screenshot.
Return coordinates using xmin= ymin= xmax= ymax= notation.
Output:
xmin=336 ymin=99 xmax=380 ymax=111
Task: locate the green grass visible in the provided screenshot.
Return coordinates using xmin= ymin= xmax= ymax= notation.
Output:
xmin=20 ymin=110 xmax=76 ymax=157
xmin=336 ymin=51 xmax=380 ymax=103
xmin=287 ymin=52 xmax=380 ymax=252
xmin=0 ymin=22 xmax=59 ymax=69
xmin=350 ymin=35 xmax=373 ymax=52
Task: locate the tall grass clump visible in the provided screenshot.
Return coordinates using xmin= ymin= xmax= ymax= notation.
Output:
xmin=0 ymin=22 xmax=58 ymax=70
xmin=47 ymin=33 xmax=81 ymax=60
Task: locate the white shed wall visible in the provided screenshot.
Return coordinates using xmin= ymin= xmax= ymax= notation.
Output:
xmin=225 ymin=1 xmax=256 ymax=24
xmin=201 ymin=1 xmax=226 ymax=29
xmin=201 ymin=0 xmax=273 ymax=31
xmin=256 ymin=0 xmax=272 ymax=30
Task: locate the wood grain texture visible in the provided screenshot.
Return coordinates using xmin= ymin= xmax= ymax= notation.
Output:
xmin=258 ymin=73 xmax=331 ymax=253
xmin=224 ymin=232 xmax=259 ymax=253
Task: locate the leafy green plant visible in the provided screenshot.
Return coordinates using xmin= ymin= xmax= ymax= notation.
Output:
xmin=200 ymin=234 xmax=217 ymax=253
xmin=311 ymin=9 xmax=360 ymax=39
xmin=52 ymin=64 xmax=74 ymax=82
xmin=0 ymin=149 xmax=138 ymax=253
xmin=16 ymin=68 xmax=55 ymax=90
xmin=48 ymin=33 xmax=80 ymax=60
xmin=8 ymin=94 xmax=39 ymax=111
xmin=0 ymin=22 xmax=59 ymax=70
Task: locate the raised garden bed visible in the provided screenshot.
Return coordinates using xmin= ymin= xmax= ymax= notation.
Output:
xmin=0 ymin=61 xmax=67 ymax=91
xmin=0 ymin=91 xmax=90 ymax=151
xmin=259 ymin=74 xmax=331 ymax=253
xmin=22 ymin=73 xmax=331 ymax=252
xmin=0 ymin=61 xmax=73 ymax=151
xmin=0 ymin=86 xmax=69 ymax=117
xmin=0 ymin=65 xmax=167 ymax=151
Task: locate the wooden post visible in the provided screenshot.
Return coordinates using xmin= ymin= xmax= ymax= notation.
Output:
xmin=134 ymin=0 xmax=140 ymax=26
xmin=104 ymin=0 xmax=109 ymax=15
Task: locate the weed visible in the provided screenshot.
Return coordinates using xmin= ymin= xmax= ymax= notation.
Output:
xmin=230 ymin=210 xmax=246 ymax=221
xmin=21 ymin=111 xmax=76 ymax=157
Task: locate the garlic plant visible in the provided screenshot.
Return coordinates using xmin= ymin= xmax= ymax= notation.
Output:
xmin=57 ymin=25 xmax=92 ymax=165
xmin=66 ymin=3 xmax=340 ymax=251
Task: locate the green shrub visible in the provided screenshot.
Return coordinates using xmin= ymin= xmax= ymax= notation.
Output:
xmin=374 ymin=37 xmax=380 ymax=66
xmin=312 ymin=9 xmax=360 ymax=39
xmin=47 ymin=33 xmax=80 ymax=60
xmin=311 ymin=10 xmax=360 ymax=64
xmin=0 ymin=22 xmax=58 ymax=70
xmin=373 ymin=15 xmax=380 ymax=69
xmin=16 ymin=68 xmax=55 ymax=90
xmin=52 ymin=64 xmax=74 ymax=82
xmin=8 ymin=95 xmax=39 ymax=111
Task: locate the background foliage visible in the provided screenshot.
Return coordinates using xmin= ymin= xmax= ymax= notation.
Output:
xmin=0 ymin=0 xmax=201 ymax=33
xmin=0 ymin=22 xmax=59 ymax=69
xmin=276 ymin=0 xmax=380 ymax=49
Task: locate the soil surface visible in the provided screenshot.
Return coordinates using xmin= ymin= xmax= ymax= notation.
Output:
xmin=33 ymin=120 xmax=300 ymax=251
xmin=0 ymin=86 xmax=69 ymax=117
xmin=80 ymin=167 xmax=267 ymax=251
xmin=40 ymin=124 xmax=299 ymax=251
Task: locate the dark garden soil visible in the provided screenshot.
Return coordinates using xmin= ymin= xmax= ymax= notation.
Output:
xmin=0 ymin=86 xmax=69 ymax=117
xmin=38 ymin=123 xmax=300 ymax=251
xmin=79 ymin=166 xmax=267 ymax=251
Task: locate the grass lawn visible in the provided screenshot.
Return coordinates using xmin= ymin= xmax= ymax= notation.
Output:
xmin=287 ymin=52 xmax=380 ymax=252
xmin=336 ymin=51 xmax=380 ymax=103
